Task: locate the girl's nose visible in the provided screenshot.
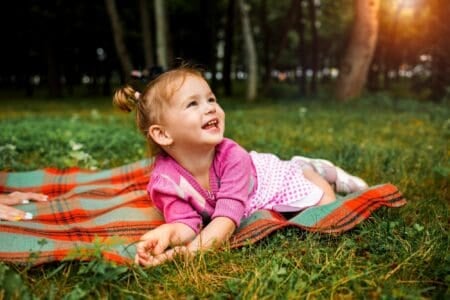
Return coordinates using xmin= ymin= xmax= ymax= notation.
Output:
xmin=205 ymin=101 xmax=216 ymax=114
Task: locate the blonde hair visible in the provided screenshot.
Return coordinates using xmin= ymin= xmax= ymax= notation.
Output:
xmin=113 ymin=67 xmax=204 ymax=156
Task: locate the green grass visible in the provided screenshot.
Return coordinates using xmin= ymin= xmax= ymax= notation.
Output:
xmin=0 ymin=95 xmax=448 ymax=299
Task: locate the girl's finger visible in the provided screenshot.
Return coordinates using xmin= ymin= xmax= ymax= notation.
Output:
xmin=23 ymin=192 xmax=48 ymax=202
xmin=147 ymin=254 xmax=167 ymax=267
xmin=9 ymin=192 xmax=48 ymax=203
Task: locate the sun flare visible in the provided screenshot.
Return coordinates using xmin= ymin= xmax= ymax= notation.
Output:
xmin=389 ymin=0 xmax=420 ymax=17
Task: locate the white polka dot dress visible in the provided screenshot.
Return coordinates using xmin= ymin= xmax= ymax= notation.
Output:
xmin=246 ymin=151 xmax=324 ymax=215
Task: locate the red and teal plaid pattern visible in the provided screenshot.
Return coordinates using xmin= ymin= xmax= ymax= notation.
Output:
xmin=0 ymin=160 xmax=406 ymax=265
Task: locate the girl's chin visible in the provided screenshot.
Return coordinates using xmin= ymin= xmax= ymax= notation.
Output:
xmin=206 ymin=135 xmax=224 ymax=145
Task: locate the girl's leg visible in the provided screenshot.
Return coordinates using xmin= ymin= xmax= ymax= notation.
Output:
xmin=302 ymin=168 xmax=336 ymax=206
xmin=294 ymin=156 xmax=368 ymax=194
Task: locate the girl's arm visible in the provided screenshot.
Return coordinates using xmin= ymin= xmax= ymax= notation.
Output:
xmin=187 ymin=216 xmax=236 ymax=252
xmin=136 ymin=216 xmax=236 ymax=267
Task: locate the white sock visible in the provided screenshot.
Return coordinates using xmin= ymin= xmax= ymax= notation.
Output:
xmin=294 ymin=156 xmax=368 ymax=194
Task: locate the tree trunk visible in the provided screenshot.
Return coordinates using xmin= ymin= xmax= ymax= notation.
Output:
xmin=154 ymin=0 xmax=169 ymax=69
xmin=307 ymin=0 xmax=318 ymax=94
xmin=335 ymin=0 xmax=380 ymax=101
xmin=297 ymin=0 xmax=307 ymax=96
xmin=367 ymin=42 xmax=381 ymax=91
xmin=105 ymin=0 xmax=134 ymax=81
xmin=223 ymin=0 xmax=236 ymax=96
xmin=382 ymin=1 xmax=404 ymax=89
xmin=200 ymin=0 xmax=218 ymax=89
xmin=429 ymin=0 xmax=450 ymax=101
xmin=262 ymin=0 xmax=299 ymax=93
xmin=238 ymin=0 xmax=258 ymax=101
xmin=139 ymin=0 xmax=154 ymax=69
xmin=260 ymin=0 xmax=270 ymax=85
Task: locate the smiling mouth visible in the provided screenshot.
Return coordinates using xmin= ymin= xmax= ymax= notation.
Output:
xmin=202 ymin=119 xmax=219 ymax=129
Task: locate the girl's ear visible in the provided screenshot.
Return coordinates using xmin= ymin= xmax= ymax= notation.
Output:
xmin=148 ymin=125 xmax=173 ymax=147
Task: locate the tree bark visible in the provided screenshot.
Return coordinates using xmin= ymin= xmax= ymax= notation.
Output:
xmin=260 ymin=0 xmax=270 ymax=85
xmin=307 ymin=0 xmax=319 ymax=94
xmin=154 ymin=0 xmax=169 ymax=69
xmin=105 ymin=0 xmax=134 ymax=81
xmin=223 ymin=0 xmax=236 ymax=96
xmin=297 ymin=0 xmax=307 ymax=96
xmin=381 ymin=1 xmax=404 ymax=89
xmin=429 ymin=0 xmax=450 ymax=101
xmin=238 ymin=0 xmax=258 ymax=101
xmin=335 ymin=0 xmax=380 ymax=101
xmin=200 ymin=0 xmax=218 ymax=89
xmin=262 ymin=0 xmax=299 ymax=93
xmin=139 ymin=0 xmax=154 ymax=69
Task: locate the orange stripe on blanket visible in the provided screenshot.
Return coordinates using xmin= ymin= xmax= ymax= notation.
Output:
xmin=0 ymin=221 xmax=162 ymax=242
xmin=44 ymin=167 xmax=85 ymax=174
xmin=309 ymin=184 xmax=406 ymax=233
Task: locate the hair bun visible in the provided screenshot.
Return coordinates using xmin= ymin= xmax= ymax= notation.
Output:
xmin=113 ymin=85 xmax=139 ymax=112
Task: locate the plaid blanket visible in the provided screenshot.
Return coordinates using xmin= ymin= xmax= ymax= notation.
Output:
xmin=0 ymin=159 xmax=406 ymax=265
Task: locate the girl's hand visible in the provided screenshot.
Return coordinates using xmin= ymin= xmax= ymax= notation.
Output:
xmin=0 ymin=192 xmax=48 ymax=206
xmin=0 ymin=203 xmax=33 ymax=221
xmin=0 ymin=192 xmax=48 ymax=221
xmin=135 ymin=226 xmax=172 ymax=266
xmin=137 ymin=246 xmax=190 ymax=267
xmin=135 ymin=223 xmax=196 ymax=267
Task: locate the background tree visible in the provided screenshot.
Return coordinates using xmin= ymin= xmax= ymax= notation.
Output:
xmin=223 ymin=0 xmax=236 ymax=96
xmin=0 ymin=0 xmax=448 ymax=102
xmin=154 ymin=0 xmax=169 ymax=69
xmin=262 ymin=0 xmax=299 ymax=93
xmin=105 ymin=0 xmax=134 ymax=81
xmin=259 ymin=0 xmax=270 ymax=87
xmin=238 ymin=0 xmax=258 ymax=101
xmin=335 ymin=0 xmax=380 ymax=101
xmin=307 ymin=0 xmax=319 ymax=95
xmin=427 ymin=0 xmax=450 ymax=101
xmin=140 ymin=0 xmax=155 ymax=69
xmin=296 ymin=0 xmax=307 ymax=95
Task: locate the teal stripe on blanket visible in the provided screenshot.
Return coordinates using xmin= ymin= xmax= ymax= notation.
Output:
xmin=0 ymin=234 xmax=56 ymax=252
xmin=0 ymin=207 xmax=158 ymax=230
xmin=78 ymin=193 xmax=148 ymax=210
xmin=83 ymin=207 xmax=158 ymax=226
xmin=289 ymin=196 xmax=344 ymax=226
xmin=6 ymin=170 xmax=45 ymax=188
xmin=239 ymin=210 xmax=277 ymax=228
xmin=74 ymin=169 xmax=114 ymax=183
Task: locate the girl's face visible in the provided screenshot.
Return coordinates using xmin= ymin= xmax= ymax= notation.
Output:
xmin=161 ymin=75 xmax=225 ymax=151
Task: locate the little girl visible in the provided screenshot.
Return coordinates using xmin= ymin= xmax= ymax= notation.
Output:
xmin=113 ymin=67 xmax=368 ymax=267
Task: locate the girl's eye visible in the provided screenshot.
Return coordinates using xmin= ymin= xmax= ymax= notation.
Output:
xmin=187 ymin=101 xmax=197 ymax=108
xmin=208 ymin=97 xmax=217 ymax=103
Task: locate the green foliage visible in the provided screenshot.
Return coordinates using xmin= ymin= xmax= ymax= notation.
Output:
xmin=0 ymin=263 xmax=35 ymax=300
xmin=0 ymin=96 xmax=448 ymax=299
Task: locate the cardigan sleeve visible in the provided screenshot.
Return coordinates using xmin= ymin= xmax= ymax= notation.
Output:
xmin=148 ymin=175 xmax=203 ymax=234
xmin=211 ymin=141 xmax=253 ymax=227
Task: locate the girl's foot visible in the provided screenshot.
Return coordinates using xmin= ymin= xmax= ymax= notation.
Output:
xmin=334 ymin=166 xmax=368 ymax=194
xmin=295 ymin=156 xmax=368 ymax=194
